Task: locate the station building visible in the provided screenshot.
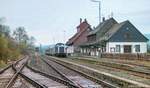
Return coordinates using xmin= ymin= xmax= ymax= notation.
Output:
xmin=67 ymin=17 xmax=149 ymax=56
xmin=80 ymin=18 xmax=149 ymax=56
xmin=66 ymin=19 xmax=92 ymax=56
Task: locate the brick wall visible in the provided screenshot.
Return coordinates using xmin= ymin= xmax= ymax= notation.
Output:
xmin=73 ymin=29 xmax=89 ymax=46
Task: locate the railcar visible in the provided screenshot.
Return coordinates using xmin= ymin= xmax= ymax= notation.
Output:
xmin=54 ymin=43 xmax=67 ymax=57
xmin=35 ymin=47 xmax=40 ymax=52
xmin=46 ymin=43 xmax=67 ymax=57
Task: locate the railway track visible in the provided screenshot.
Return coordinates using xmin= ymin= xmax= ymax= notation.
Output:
xmin=97 ymin=63 xmax=150 ymax=80
xmin=73 ymin=57 xmax=150 ymax=80
xmin=22 ymin=66 xmax=68 ymax=88
xmin=0 ymin=56 xmax=44 ymax=88
xmin=45 ymin=56 xmax=150 ymax=87
xmin=78 ymin=56 xmax=150 ymax=69
xmin=0 ymin=65 xmax=15 ymax=88
xmin=111 ymin=60 xmax=150 ymax=70
xmin=26 ymin=55 xmax=79 ymax=88
xmin=42 ymin=56 xmax=115 ymax=88
xmin=40 ymin=57 xmax=80 ymax=85
xmin=0 ymin=57 xmax=27 ymax=88
xmin=29 ymin=55 xmax=65 ymax=80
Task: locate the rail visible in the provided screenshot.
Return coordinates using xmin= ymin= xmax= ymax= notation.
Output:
xmin=45 ymin=56 xmax=118 ymax=88
xmin=0 ymin=56 xmax=45 ymax=88
xmin=26 ymin=61 xmax=78 ymax=88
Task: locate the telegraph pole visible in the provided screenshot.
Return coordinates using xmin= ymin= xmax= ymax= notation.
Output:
xmin=91 ymin=0 xmax=101 ymax=23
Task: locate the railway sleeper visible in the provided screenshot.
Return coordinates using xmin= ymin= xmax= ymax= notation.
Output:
xmin=26 ymin=62 xmax=78 ymax=88
xmin=50 ymin=56 xmax=149 ymax=88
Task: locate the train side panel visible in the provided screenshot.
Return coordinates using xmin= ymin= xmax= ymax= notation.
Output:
xmin=46 ymin=43 xmax=67 ymax=57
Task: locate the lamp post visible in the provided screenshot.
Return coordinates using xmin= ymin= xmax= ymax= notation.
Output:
xmin=63 ymin=30 xmax=66 ymax=43
xmin=39 ymin=43 xmax=43 ymax=55
xmin=91 ymin=0 xmax=101 ymax=23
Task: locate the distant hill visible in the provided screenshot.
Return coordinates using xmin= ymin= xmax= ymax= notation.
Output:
xmin=41 ymin=45 xmax=55 ymax=54
xmin=42 ymin=45 xmax=49 ymax=49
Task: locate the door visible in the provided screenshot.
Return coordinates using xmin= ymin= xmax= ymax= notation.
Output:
xmin=124 ymin=45 xmax=132 ymax=53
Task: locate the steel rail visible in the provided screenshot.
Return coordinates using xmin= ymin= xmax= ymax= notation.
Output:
xmin=0 ymin=56 xmax=25 ymax=74
xmin=0 ymin=56 xmax=45 ymax=88
xmin=46 ymin=56 xmax=118 ymax=88
xmin=5 ymin=58 xmax=28 ymax=88
xmin=26 ymin=61 xmax=78 ymax=88
xmin=75 ymin=58 xmax=150 ymax=79
xmin=41 ymin=57 xmax=81 ymax=87
xmin=19 ymin=72 xmax=46 ymax=88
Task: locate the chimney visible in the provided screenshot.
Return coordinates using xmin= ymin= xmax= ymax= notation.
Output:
xmin=102 ymin=17 xmax=105 ymax=22
xmin=80 ymin=18 xmax=82 ymax=23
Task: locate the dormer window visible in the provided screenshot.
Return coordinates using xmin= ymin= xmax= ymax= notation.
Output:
xmin=126 ymin=27 xmax=129 ymax=30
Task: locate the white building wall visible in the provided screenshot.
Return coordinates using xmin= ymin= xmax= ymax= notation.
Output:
xmin=66 ymin=46 xmax=74 ymax=54
xmin=106 ymin=42 xmax=147 ymax=53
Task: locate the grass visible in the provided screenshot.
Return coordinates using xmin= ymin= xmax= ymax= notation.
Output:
xmin=0 ymin=60 xmax=7 ymax=69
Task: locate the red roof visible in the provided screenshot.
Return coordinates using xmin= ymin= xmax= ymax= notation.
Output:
xmin=67 ymin=20 xmax=90 ymax=45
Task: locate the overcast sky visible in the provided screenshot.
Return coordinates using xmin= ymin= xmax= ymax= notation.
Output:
xmin=0 ymin=0 xmax=150 ymax=45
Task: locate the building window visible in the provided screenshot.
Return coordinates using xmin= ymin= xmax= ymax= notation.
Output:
xmin=124 ymin=45 xmax=132 ymax=53
xmin=135 ymin=45 xmax=140 ymax=52
xmin=126 ymin=27 xmax=129 ymax=30
xmin=110 ymin=47 xmax=115 ymax=52
xmin=116 ymin=45 xmax=121 ymax=52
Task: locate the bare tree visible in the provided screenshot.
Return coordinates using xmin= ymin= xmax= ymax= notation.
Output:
xmin=13 ymin=27 xmax=28 ymax=43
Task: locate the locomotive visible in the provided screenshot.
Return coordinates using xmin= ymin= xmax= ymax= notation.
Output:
xmin=45 ymin=43 xmax=67 ymax=57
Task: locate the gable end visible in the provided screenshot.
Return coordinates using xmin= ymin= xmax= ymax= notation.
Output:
xmin=108 ymin=21 xmax=149 ymax=42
